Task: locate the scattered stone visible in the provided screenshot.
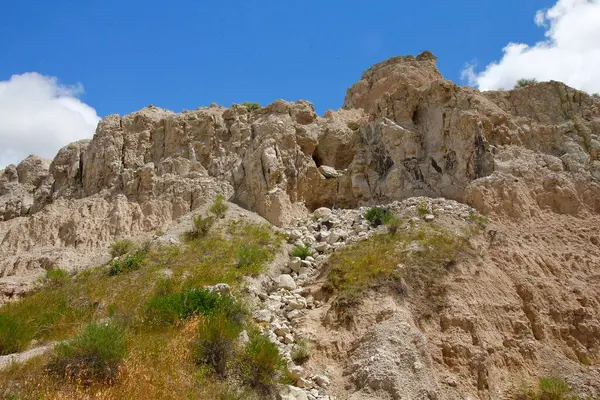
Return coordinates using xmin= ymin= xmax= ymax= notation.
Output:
xmin=253 ymin=309 xmax=272 ymax=323
xmin=279 ymin=274 xmax=297 ymax=290
xmin=313 ymin=207 xmax=332 ymax=220
xmin=313 ymin=375 xmax=331 ymax=388
xmin=289 ymin=257 xmax=302 ymax=272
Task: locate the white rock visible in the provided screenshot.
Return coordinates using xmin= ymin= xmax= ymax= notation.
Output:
xmin=288 ymin=298 xmax=307 ymax=310
xmin=301 ymin=259 xmax=312 ymax=269
xmin=313 ymin=374 xmax=331 ymax=388
xmin=314 ymin=242 xmax=329 ymax=252
xmin=424 ymin=214 xmax=435 ymax=221
xmin=287 ymin=309 xmax=303 ymax=320
xmin=288 ymin=230 xmax=302 ymax=240
xmin=283 ymin=334 xmax=295 ymax=344
xmin=279 ymin=274 xmax=297 ymax=290
xmin=298 ymin=267 xmax=311 ymax=276
xmin=289 ymin=365 xmax=307 ymax=380
xmin=280 ymin=385 xmax=309 ymax=400
xmin=238 ymin=330 xmax=250 ymax=345
xmin=289 ymin=257 xmax=302 ymax=272
xmin=297 ymin=377 xmax=314 ymax=388
xmin=318 ymin=165 xmax=340 ymax=178
xmin=313 ymin=207 xmax=332 ymax=220
xmin=253 ymin=309 xmax=272 ymax=323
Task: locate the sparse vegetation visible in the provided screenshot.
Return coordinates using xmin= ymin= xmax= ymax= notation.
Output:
xmin=516 ymin=377 xmax=597 ymax=400
xmin=347 ymin=121 xmax=360 ymax=131
xmin=209 ymin=194 xmax=229 ymax=219
xmin=515 ymin=78 xmax=539 ymax=88
xmin=469 ymin=211 xmax=489 ymax=225
xmin=193 ymin=314 xmax=244 ymax=377
xmin=592 ymin=93 xmax=600 ymax=99
xmin=327 ymin=223 xmax=471 ymax=304
xmin=291 ymin=244 xmax=311 ymax=260
xmin=383 ymin=213 xmax=402 ymax=236
xmin=241 ymin=102 xmax=261 ymax=112
xmin=45 ymin=269 xmax=69 ymax=286
xmin=237 ymin=331 xmax=287 ymax=395
xmin=49 ymin=322 xmax=127 ymax=383
xmin=109 ymin=239 xmax=135 ymax=258
xmin=237 ymin=244 xmax=271 ymax=272
xmin=364 ymin=206 xmax=392 ymax=227
xmin=290 ymin=338 xmax=310 ymax=365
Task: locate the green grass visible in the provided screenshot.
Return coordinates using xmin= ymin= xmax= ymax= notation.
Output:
xmin=416 ymin=201 xmax=430 ymax=216
xmin=49 ymin=322 xmax=127 ymax=383
xmin=291 ymin=245 xmax=311 ymax=260
xmin=108 ymin=249 xmax=147 ymax=276
xmin=347 ymin=121 xmax=360 ymax=131
xmin=290 ymin=338 xmax=310 ymax=365
xmin=0 ymin=221 xmax=281 ymax=355
xmin=517 ymin=377 xmax=597 ymax=400
xmin=237 ymin=331 xmax=287 ymax=395
xmin=237 ymin=244 xmax=272 ymax=271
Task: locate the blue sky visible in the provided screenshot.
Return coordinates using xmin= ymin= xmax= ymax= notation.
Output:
xmin=1 ymin=0 xmax=553 ymax=117
xmin=2 ymin=0 xmax=600 ymax=167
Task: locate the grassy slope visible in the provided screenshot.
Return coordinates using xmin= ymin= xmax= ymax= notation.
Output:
xmin=0 ymin=220 xmax=282 ymax=399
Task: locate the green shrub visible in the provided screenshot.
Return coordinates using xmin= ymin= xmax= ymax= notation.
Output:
xmin=538 ymin=377 xmax=570 ymax=400
xmin=290 ymin=338 xmax=310 ymax=365
xmin=109 ymin=239 xmax=135 ymax=258
xmin=291 ymin=245 xmax=311 ymax=260
xmin=241 ymin=102 xmax=261 ymax=112
xmin=238 ymin=331 xmax=287 ymax=395
xmin=49 ymin=322 xmax=127 ymax=382
xmin=0 ymin=314 xmax=31 ymax=355
xmin=593 ymin=93 xmax=600 ymax=99
xmin=515 ymin=78 xmax=538 ymax=88
xmin=347 ymin=121 xmax=360 ymax=131
xmin=45 ymin=269 xmax=69 ymax=286
xmin=144 ymin=288 xmax=246 ymax=327
xmin=237 ymin=244 xmax=271 ymax=272
xmin=108 ymin=250 xmax=146 ymax=276
xmin=187 ymin=215 xmax=215 ymax=240
xmin=209 ymin=194 xmax=229 ymax=219
xmin=364 ymin=206 xmax=392 ymax=227
xmin=193 ymin=314 xmax=243 ymax=377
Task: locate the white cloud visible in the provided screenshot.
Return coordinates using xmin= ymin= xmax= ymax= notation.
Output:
xmin=0 ymin=73 xmax=100 ymax=168
xmin=463 ymin=0 xmax=600 ymax=94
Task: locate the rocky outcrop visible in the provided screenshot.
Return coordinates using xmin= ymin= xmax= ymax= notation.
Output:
xmin=1 ymin=51 xmax=600 ymax=302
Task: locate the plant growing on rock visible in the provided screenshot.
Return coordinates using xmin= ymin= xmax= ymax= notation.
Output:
xmin=290 ymin=338 xmax=310 ymax=365
xmin=383 ymin=213 xmax=402 ymax=236
xmin=416 ymin=201 xmax=430 ymax=216
xmin=241 ymin=102 xmax=261 ymax=112
xmin=515 ymin=78 xmax=538 ymax=88
xmin=291 ymin=245 xmax=311 ymax=260
xmin=108 ymin=249 xmax=147 ymax=276
xmin=186 ymin=215 xmax=214 ymax=240
xmin=209 ymin=194 xmax=229 ymax=219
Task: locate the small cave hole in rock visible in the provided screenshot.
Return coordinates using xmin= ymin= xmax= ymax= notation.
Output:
xmin=312 ymin=151 xmax=323 ymax=168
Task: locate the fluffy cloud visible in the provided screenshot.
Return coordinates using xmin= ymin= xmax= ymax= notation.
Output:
xmin=0 ymin=73 xmax=100 ymax=168
xmin=463 ymin=0 xmax=600 ymax=93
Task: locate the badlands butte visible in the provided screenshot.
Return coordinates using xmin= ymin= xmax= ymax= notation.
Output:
xmin=1 ymin=51 xmax=600 ymax=399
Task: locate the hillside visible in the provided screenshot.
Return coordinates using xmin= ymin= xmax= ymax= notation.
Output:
xmin=1 ymin=52 xmax=599 ymax=399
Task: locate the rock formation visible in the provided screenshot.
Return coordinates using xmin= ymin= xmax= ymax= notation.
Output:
xmin=1 ymin=50 xmax=600 ymax=399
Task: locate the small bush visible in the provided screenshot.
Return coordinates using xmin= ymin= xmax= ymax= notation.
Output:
xmin=108 ymin=250 xmax=146 ymax=276
xmin=193 ymin=314 xmax=243 ymax=377
xmin=144 ymin=288 xmax=246 ymax=327
xmin=416 ymin=201 xmax=430 ymax=216
xmin=49 ymin=322 xmax=127 ymax=383
xmin=538 ymin=377 xmax=570 ymax=400
xmin=290 ymin=338 xmax=310 ymax=365
xmin=209 ymin=194 xmax=229 ymax=219
xmin=593 ymin=93 xmax=600 ymax=99
xmin=291 ymin=245 xmax=311 ymax=260
xmin=364 ymin=206 xmax=392 ymax=227
xmin=187 ymin=215 xmax=215 ymax=240
xmin=347 ymin=121 xmax=360 ymax=131
xmin=469 ymin=211 xmax=489 ymax=225
xmin=241 ymin=102 xmax=261 ymax=112
xmin=238 ymin=331 xmax=287 ymax=395
xmin=45 ymin=269 xmax=69 ymax=286
xmin=109 ymin=239 xmax=135 ymax=258
xmin=515 ymin=78 xmax=538 ymax=88
xmin=0 ymin=314 xmax=31 ymax=355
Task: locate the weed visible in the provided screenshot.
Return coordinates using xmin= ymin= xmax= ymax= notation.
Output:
xmin=291 ymin=245 xmax=311 ymax=260
xmin=0 ymin=314 xmax=31 ymax=355
xmin=469 ymin=211 xmax=489 ymax=225
xmin=45 ymin=269 xmax=69 ymax=286
xmin=49 ymin=322 xmax=127 ymax=383
xmin=209 ymin=194 xmax=229 ymax=219
xmin=108 ymin=250 xmax=146 ymax=276
xmin=186 ymin=215 xmax=215 ymax=240
xmin=290 ymin=338 xmax=310 ymax=365
xmin=237 ymin=244 xmax=271 ymax=273
xmin=383 ymin=214 xmax=402 ymax=236
xmin=241 ymin=102 xmax=261 ymax=112
xmin=347 ymin=121 xmax=360 ymax=131
xmin=193 ymin=314 xmax=243 ymax=377
xmin=155 ymin=230 xmax=165 ymax=237
xmin=364 ymin=206 xmax=392 ymax=227
xmin=515 ymin=78 xmax=539 ymax=88
xmin=237 ymin=331 xmax=287 ymax=395
xmin=109 ymin=239 xmax=135 ymax=258
xmin=416 ymin=201 xmax=430 ymax=216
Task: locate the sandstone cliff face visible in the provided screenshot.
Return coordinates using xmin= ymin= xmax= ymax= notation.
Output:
xmin=2 ymin=51 xmax=600 ymax=298
xmin=1 ymin=51 xmax=600 ymax=399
